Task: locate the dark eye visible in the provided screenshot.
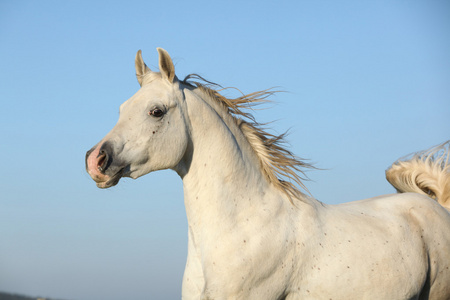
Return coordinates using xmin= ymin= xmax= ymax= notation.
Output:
xmin=148 ymin=108 xmax=165 ymax=118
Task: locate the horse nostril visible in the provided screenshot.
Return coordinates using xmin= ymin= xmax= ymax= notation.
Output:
xmin=97 ymin=150 xmax=108 ymax=173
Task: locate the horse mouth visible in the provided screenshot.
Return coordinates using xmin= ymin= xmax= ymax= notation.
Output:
xmin=95 ymin=167 xmax=126 ymax=189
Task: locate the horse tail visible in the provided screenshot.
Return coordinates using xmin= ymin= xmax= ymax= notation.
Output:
xmin=386 ymin=141 xmax=450 ymax=210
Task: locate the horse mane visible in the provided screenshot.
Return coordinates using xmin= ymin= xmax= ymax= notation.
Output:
xmin=182 ymin=74 xmax=314 ymax=202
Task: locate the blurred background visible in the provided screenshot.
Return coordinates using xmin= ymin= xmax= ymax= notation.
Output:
xmin=0 ymin=1 xmax=448 ymax=299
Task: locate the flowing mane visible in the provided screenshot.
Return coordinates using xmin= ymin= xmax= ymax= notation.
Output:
xmin=182 ymin=74 xmax=314 ymax=201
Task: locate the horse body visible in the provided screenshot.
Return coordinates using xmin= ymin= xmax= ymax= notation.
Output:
xmin=86 ymin=48 xmax=450 ymax=299
xmin=182 ymin=158 xmax=450 ymax=300
xmin=306 ymin=194 xmax=450 ymax=299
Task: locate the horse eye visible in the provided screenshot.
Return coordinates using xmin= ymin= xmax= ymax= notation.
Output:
xmin=149 ymin=108 xmax=164 ymax=118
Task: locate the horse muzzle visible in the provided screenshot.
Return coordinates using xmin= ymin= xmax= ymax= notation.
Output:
xmin=85 ymin=142 xmax=125 ymax=188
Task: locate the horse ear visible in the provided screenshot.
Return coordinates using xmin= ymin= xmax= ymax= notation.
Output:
xmin=135 ymin=50 xmax=151 ymax=86
xmin=157 ymin=48 xmax=176 ymax=83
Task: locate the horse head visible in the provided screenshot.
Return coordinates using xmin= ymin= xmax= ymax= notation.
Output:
xmin=85 ymin=48 xmax=190 ymax=188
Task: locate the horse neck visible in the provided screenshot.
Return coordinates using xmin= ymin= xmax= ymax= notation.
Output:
xmin=178 ymin=88 xmax=289 ymax=234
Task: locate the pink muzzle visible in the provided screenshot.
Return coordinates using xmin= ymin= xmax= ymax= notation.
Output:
xmin=86 ymin=144 xmax=111 ymax=187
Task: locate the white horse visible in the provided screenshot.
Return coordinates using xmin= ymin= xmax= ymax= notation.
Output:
xmin=86 ymin=48 xmax=450 ymax=300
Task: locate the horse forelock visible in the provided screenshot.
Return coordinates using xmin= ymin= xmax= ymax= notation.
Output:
xmin=139 ymin=71 xmax=165 ymax=86
xmin=182 ymin=74 xmax=314 ymax=202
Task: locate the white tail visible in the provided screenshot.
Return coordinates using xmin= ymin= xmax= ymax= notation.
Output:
xmin=386 ymin=141 xmax=450 ymax=210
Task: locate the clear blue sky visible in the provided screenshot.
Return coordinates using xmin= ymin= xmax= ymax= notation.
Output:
xmin=0 ymin=1 xmax=448 ymax=299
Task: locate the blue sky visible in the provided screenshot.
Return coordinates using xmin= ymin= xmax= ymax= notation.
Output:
xmin=0 ymin=1 xmax=448 ymax=299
